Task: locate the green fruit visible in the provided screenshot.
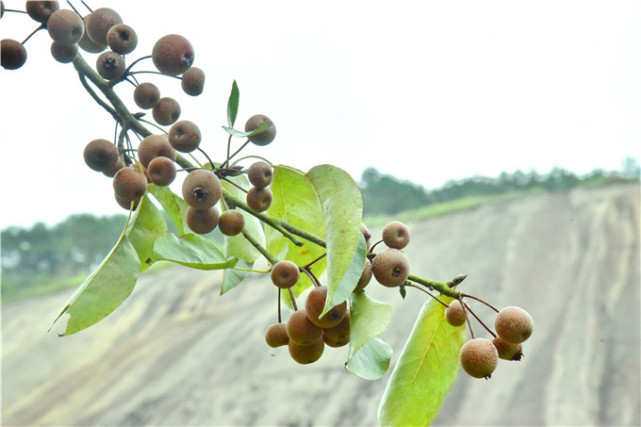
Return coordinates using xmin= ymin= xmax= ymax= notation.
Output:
xmin=382 ymin=220 xmax=410 ymax=249
xmin=182 ymin=169 xmax=222 ymax=209
xmin=113 ymin=166 xmax=147 ymax=201
xmin=246 ymin=186 xmax=272 ymax=212
xmin=26 ymin=1 xmax=59 ymax=24
xmin=245 ymin=114 xmax=276 ymax=146
xmin=83 ymin=138 xmax=119 ymax=172
xmin=168 ymin=120 xmax=201 ymax=153
xmin=152 ymin=97 xmax=181 ymax=125
xmin=265 ymin=323 xmax=289 ymax=348
xmin=181 ymin=66 xmax=205 ymax=96
xmin=305 ymin=285 xmax=346 ymax=329
xmin=460 ymin=338 xmax=499 ymax=379
xmin=445 ymin=300 xmax=467 ymax=327
xmin=84 ymin=7 xmax=122 ymax=45
xmin=353 ymin=258 xmax=372 ymax=293
xmin=270 ymin=260 xmax=299 ymax=289
xmin=371 ymin=248 xmax=410 ymax=287
xmin=137 ymin=134 xmax=176 ymax=168
xmin=286 ymin=309 xmax=321 ymax=346
xmin=1 ymin=39 xmax=27 ymax=70
xmin=152 ymin=34 xmax=194 ymax=76
xmin=46 ymin=9 xmax=84 ymax=45
xmin=147 ymin=156 xmax=176 ymax=186
xmin=218 ymin=210 xmax=245 ymax=236
xmin=495 ymin=306 xmax=533 ymax=344
xmin=322 ymin=311 xmax=350 ymax=348
xmin=247 ymin=161 xmax=272 ymax=189
xmin=133 ymin=82 xmax=160 ymax=110
xmin=106 ymin=23 xmax=137 ymax=54
xmin=492 ymin=336 xmax=523 ymax=361
xmin=185 ymin=206 xmax=219 ymax=234
xmin=288 ymin=337 xmax=324 ymax=365
xmin=96 ymin=51 xmax=125 ymax=80
xmin=50 ymin=41 xmax=77 ymax=63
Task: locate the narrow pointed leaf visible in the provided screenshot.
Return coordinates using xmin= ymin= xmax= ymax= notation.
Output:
xmin=324 ymin=233 xmax=366 ymax=314
xmin=127 ymin=195 xmax=168 ymax=272
xmin=221 ymin=121 xmax=273 ymax=138
xmin=346 ymin=337 xmax=393 ymax=380
xmin=307 ymin=164 xmax=363 ymax=316
xmin=378 ymin=296 xmax=466 ymax=427
xmin=152 ymin=233 xmax=237 ymax=270
xmin=227 ymin=80 xmax=239 ymax=127
xmin=148 ymin=184 xmax=187 ymax=235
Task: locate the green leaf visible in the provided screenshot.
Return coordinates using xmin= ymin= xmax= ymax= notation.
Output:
xmin=307 ymin=164 xmax=363 ymax=315
xmin=346 ymin=337 xmax=393 ymax=380
xmin=50 ymin=233 xmax=141 ymax=336
xmin=148 ymin=184 xmax=187 ymax=235
xmin=378 ymin=296 xmax=466 ymax=427
xmin=349 ymin=291 xmax=393 ymax=355
xmin=221 ymin=175 xmax=265 ymax=263
xmin=324 ymin=233 xmax=367 ymax=314
xmin=221 ymin=120 xmax=273 ymax=138
xmin=221 ymin=260 xmax=252 ymax=294
xmin=127 ymin=195 xmax=168 ymax=272
xmin=227 ymin=80 xmax=240 ymax=127
xmin=151 ymin=233 xmax=237 ymax=270
xmin=266 ymin=165 xmax=326 ymax=298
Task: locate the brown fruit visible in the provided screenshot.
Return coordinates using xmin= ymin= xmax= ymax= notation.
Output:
xmin=305 ymin=286 xmax=347 ymax=329
xmin=50 ymin=41 xmax=77 ymax=63
xmin=152 ymin=97 xmax=181 ymax=125
xmin=133 ymin=82 xmax=160 ymax=110
xmin=353 ymin=258 xmax=372 ymax=293
xmin=113 ymin=166 xmax=147 ymax=201
xmin=182 ymin=169 xmax=222 ymax=209
xmin=137 ymin=134 xmax=176 ymax=168
xmin=371 ymin=248 xmax=410 ymax=287
xmin=26 ymin=1 xmax=59 ymax=24
xmin=96 ymin=51 xmax=125 ymax=80
xmin=270 ymin=260 xmax=299 ymax=289
xmin=382 ymin=220 xmax=411 ymax=249
xmin=78 ymin=19 xmax=106 ymax=53
xmin=445 ymin=300 xmax=467 ymax=327
xmin=247 ymin=161 xmax=272 ymax=189
xmin=288 ymin=337 xmax=324 ymax=365
xmin=245 ymin=114 xmax=276 ymax=146
xmin=1 ymin=39 xmax=27 ymax=70
xmin=106 ymin=23 xmax=137 ymax=54
xmin=360 ymin=223 xmax=372 ymax=249
xmin=322 ymin=311 xmax=350 ymax=348
xmin=185 ymin=206 xmax=219 ymax=234
xmin=168 ymin=120 xmax=201 ymax=152
xmin=114 ymin=191 xmax=140 ymax=211
xmin=181 ymin=66 xmax=205 ymax=96
xmin=218 ymin=210 xmax=245 ymax=236
xmin=495 ymin=306 xmax=534 ymax=344
xmin=265 ymin=323 xmax=289 ymax=348
xmin=246 ymin=186 xmax=272 ymax=212
xmin=83 ymin=138 xmax=119 ymax=172
xmin=492 ymin=336 xmax=523 ymax=361
xmin=152 ymin=34 xmax=194 ymax=76
xmin=460 ymin=338 xmax=499 ymax=379
xmin=84 ymin=7 xmax=122 ymax=45
xmin=147 ymin=156 xmax=176 ymax=186
xmin=286 ymin=309 xmax=321 ymax=346
xmin=46 ymin=9 xmax=84 ymax=45
xmin=102 ymin=158 xmax=124 ymax=178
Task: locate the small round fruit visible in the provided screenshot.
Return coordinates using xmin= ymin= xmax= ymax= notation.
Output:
xmin=181 ymin=66 xmax=205 ymax=95
xmin=445 ymin=300 xmax=467 ymax=327
xmin=246 ymin=186 xmax=272 ymax=212
xmin=46 ymin=9 xmax=84 ymax=45
xmin=492 ymin=336 xmax=523 ymax=361
xmin=371 ymin=248 xmax=410 ymax=287
xmin=218 ymin=210 xmax=245 ymax=236
xmin=84 ymin=138 xmax=119 ymax=172
xmin=286 ymin=309 xmax=321 ymax=346
xmin=265 ymin=323 xmax=289 ymax=348
xmin=114 ymin=191 xmax=140 ymax=211
xmin=168 ymin=120 xmax=201 ymax=152
xmin=137 ymin=134 xmax=176 ymax=168
xmin=305 ymin=285 xmax=347 ymax=329
xmin=186 ymin=206 xmax=219 ymax=234
xmin=460 ymin=338 xmax=499 ymax=379
xmin=50 ymin=41 xmax=77 ymax=63
xmin=102 ymin=158 xmax=124 ymax=178
xmin=247 ymin=161 xmax=272 ymax=189
xmin=360 ymin=223 xmax=372 ymax=249
xmin=113 ymin=166 xmax=147 ymax=201
xmin=288 ymin=337 xmax=324 ymax=365
xmin=106 ymin=23 xmax=137 ymax=54
xmin=1 ymin=39 xmax=27 ymax=70
xmin=152 ymin=34 xmax=194 ymax=76
xmin=182 ymin=169 xmax=222 ymax=209
xmin=270 ymin=260 xmax=299 ymax=289
xmin=322 ymin=311 xmax=350 ymax=348
xmin=353 ymin=258 xmax=373 ymax=293
xmin=26 ymin=1 xmax=59 ymax=24
xmin=78 ymin=21 xmax=106 ymax=53
xmin=147 ymin=156 xmax=176 ymax=186
xmin=245 ymin=114 xmax=276 ymax=146
xmin=133 ymin=82 xmax=160 ymax=110
xmin=495 ymin=306 xmax=533 ymax=344
xmin=152 ymin=97 xmax=181 ymax=125
xmin=84 ymin=7 xmax=122 ymax=45
xmin=382 ymin=220 xmax=411 ymax=249
xmin=96 ymin=51 xmax=125 ymax=80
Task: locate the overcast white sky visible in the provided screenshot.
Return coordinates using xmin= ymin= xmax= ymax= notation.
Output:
xmin=1 ymin=1 xmax=639 ymax=228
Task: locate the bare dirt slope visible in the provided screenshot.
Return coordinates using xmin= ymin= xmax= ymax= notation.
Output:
xmin=3 ymin=183 xmax=639 ymax=426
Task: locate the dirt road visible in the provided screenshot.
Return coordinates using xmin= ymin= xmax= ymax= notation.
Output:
xmin=3 ymin=183 xmax=639 ymax=426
